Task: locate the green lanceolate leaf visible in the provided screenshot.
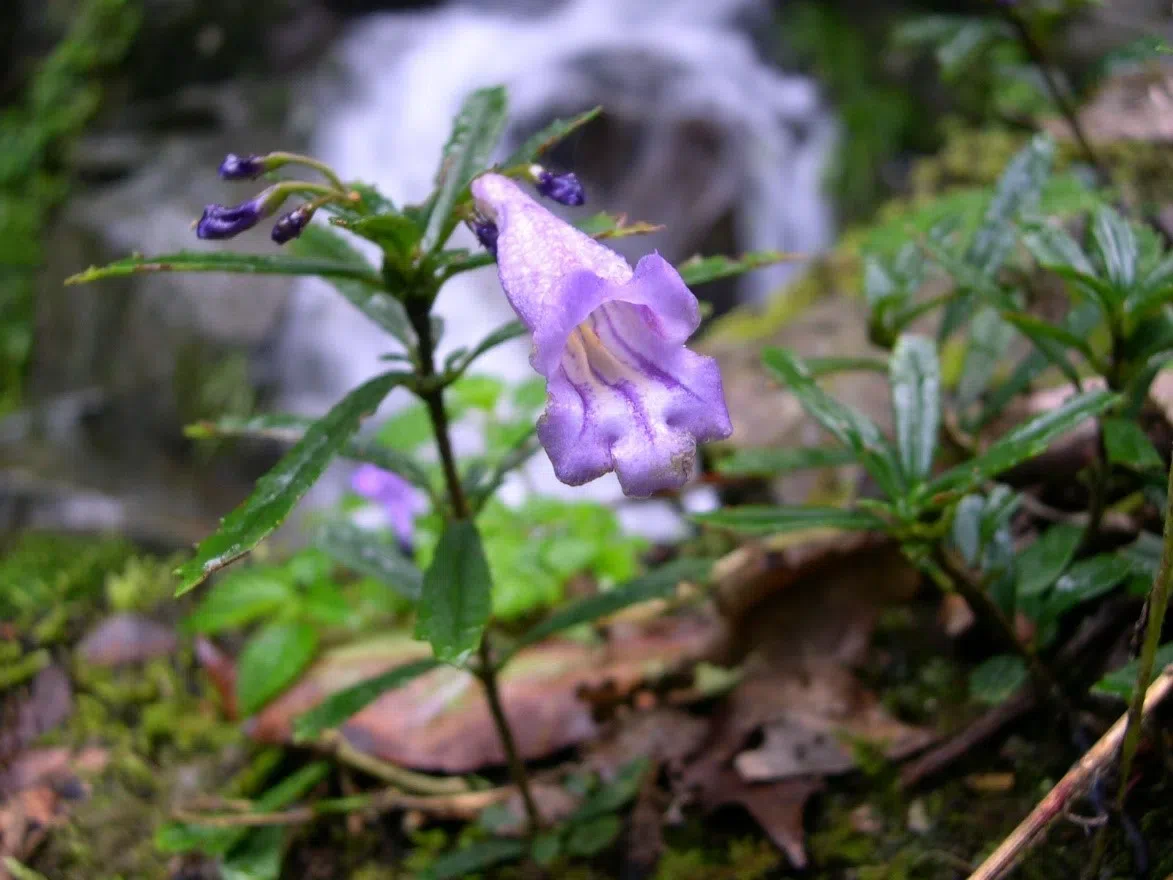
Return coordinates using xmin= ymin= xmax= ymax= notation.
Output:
xmin=1102 ymin=416 xmax=1164 ymax=472
xmin=450 ymin=320 xmax=527 ymax=375
xmin=924 ymin=389 xmax=1118 ymax=498
xmin=313 ymin=520 xmax=424 ymax=599
xmin=1090 ymin=205 xmax=1139 ymax=293
xmin=574 ymin=212 xmax=663 ymax=240
xmin=958 ymin=307 xmax=1014 ymax=411
xmin=418 ymin=839 xmax=526 ymax=880
xmin=236 ymin=621 xmax=319 ymax=716
xmin=694 ymin=505 xmax=885 ymax=535
xmin=1041 ymin=553 xmax=1134 ymax=620
xmin=1021 ymin=221 xmax=1095 ymax=277
xmin=977 ymin=302 xmax=1101 ymax=428
xmin=969 ymin=654 xmax=1026 ymax=705
xmin=184 ymin=571 xmax=296 ymax=634
xmin=1124 ymin=251 xmax=1173 ymax=320
xmin=675 ymin=251 xmax=800 ymax=287
xmin=332 ymin=212 xmax=423 ymax=260
xmin=762 ymin=347 xmax=904 ymax=499
xmin=501 ymin=105 xmax=602 ymax=168
xmin=512 ymin=557 xmax=711 ymax=654
xmin=890 ymin=334 xmax=941 ymax=483
xmin=415 ymin=520 xmax=493 ymax=663
xmin=1001 ymin=311 xmax=1101 ymax=369
xmin=293 ymin=658 xmax=441 ymax=741
xmin=186 ymin=412 xmax=432 ymax=493
xmin=1015 ymin=523 xmax=1082 ymax=599
xmin=716 ymin=446 xmax=857 ymax=476
xmin=65 ymin=248 xmax=383 ymax=288
xmin=289 ymin=226 xmax=414 ymax=344
xmin=174 ymin=371 xmax=410 ymax=594
xmin=423 ymin=86 xmax=509 ymax=252
xmin=968 ymin=134 xmax=1054 ymax=276
xmin=1093 ymin=641 xmax=1173 ymax=699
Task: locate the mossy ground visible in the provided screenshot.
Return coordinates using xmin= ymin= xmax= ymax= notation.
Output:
xmin=7 ymin=533 xmax=1170 ymax=880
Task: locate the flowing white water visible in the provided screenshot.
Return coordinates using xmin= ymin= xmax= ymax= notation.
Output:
xmin=278 ymin=0 xmax=837 ymax=538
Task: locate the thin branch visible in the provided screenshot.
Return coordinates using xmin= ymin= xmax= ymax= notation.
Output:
xmin=965 ymin=667 xmax=1173 ymax=880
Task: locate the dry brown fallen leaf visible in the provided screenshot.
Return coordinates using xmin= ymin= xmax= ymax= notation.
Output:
xmin=227 ymin=613 xmax=726 ymax=774
xmin=77 ymin=613 xmax=177 ymax=666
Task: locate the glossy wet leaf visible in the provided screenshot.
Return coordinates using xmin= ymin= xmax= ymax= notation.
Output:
xmin=423 ymin=86 xmax=509 ymax=252
xmin=968 ymin=134 xmax=1053 ymax=277
xmin=925 ymin=389 xmax=1118 ymax=497
xmin=65 ymin=249 xmax=382 ymax=287
xmin=1002 ymin=312 xmax=1100 ymax=366
xmin=174 ymin=371 xmax=410 ymax=594
xmin=763 ymin=347 xmax=903 ymax=498
xmin=694 ymin=505 xmax=885 ymax=535
xmin=314 ymin=520 xmax=423 ymax=599
xmin=890 ymin=335 xmax=940 ymax=482
xmin=293 ymin=658 xmax=441 ymax=741
xmin=415 ymin=520 xmax=493 ymax=663
xmin=512 ymin=557 xmax=711 ymax=654
xmin=1016 ymin=524 xmax=1082 ymax=599
xmin=676 ymin=251 xmax=800 ymax=287
xmin=1090 ymin=205 xmax=1138 ymax=292
xmin=333 ymin=212 xmax=422 ymax=258
xmin=958 ymin=308 xmax=1014 ymax=410
xmin=1102 ymin=417 xmax=1163 ymax=472
xmin=716 ymin=446 xmax=856 ymax=476
xmin=501 ymin=105 xmax=602 ymax=167
xmin=237 ymin=621 xmax=319 ymax=716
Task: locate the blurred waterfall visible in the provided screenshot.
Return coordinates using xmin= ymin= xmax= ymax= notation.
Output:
xmin=278 ymin=0 xmax=837 ymax=538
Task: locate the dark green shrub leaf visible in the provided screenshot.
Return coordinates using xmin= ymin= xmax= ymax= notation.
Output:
xmin=566 ymin=815 xmax=622 ymax=857
xmin=1102 ymin=417 xmax=1163 ymax=472
xmin=958 ymin=308 xmax=1014 ymax=410
xmin=237 ymin=621 xmax=319 ymax=716
xmin=1093 ymin=641 xmax=1173 ymax=699
xmin=890 ymin=335 xmax=940 ymax=483
xmin=572 ymin=758 xmax=650 ymax=822
xmin=418 ymin=839 xmax=526 ymax=880
xmin=716 ymin=446 xmax=856 ymax=476
xmin=1002 ymin=312 xmax=1100 ymax=367
xmin=175 ymin=372 xmax=410 ymax=594
xmin=184 ymin=571 xmax=295 ymax=634
xmin=694 ymin=505 xmax=885 ymax=535
xmin=220 ymin=825 xmax=285 ymax=880
xmin=415 ymin=520 xmax=493 ymax=663
xmin=925 ymin=390 xmax=1118 ymax=497
xmin=968 ymin=134 xmax=1054 ymax=276
xmin=313 ymin=519 xmax=423 ymax=600
xmin=423 ymin=86 xmax=509 ymax=252
xmin=333 ymin=212 xmax=422 ymax=260
xmin=951 ymin=495 xmax=986 ymax=566
xmin=502 ymin=105 xmax=602 ymax=167
xmin=762 ymin=347 xmax=903 ymax=498
xmin=1041 ymin=553 xmax=1134 ymax=620
xmin=512 ymin=557 xmax=711 ymax=654
xmin=294 ymin=658 xmax=440 ymax=741
xmin=969 ymin=654 xmax=1026 ymax=705
xmin=1015 ymin=524 xmax=1082 ymax=599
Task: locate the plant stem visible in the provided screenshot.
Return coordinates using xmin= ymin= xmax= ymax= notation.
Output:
xmin=405 ymin=292 xmax=542 ymax=834
xmin=936 ymin=548 xmax=1072 ymax=716
xmin=1088 ymin=451 xmax=1173 ymax=872
xmin=997 ymin=5 xmax=1110 ymax=184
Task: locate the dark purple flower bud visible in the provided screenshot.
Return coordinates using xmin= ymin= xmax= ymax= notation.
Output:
xmin=474 ymin=219 xmax=499 ymax=256
xmin=197 ymin=186 xmax=287 ymax=240
xmin=534 ymin=169 xmax=585 ymax=207
xmin=271 ymin=205 xmax=313 ymax=244
xmin=218 ymin=153 xmax=268 ymax=180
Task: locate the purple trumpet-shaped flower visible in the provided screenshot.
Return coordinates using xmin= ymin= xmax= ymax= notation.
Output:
xmin=470 ymin=172 xmax=732 ymax=497
xmin=351 ymin=464 xmax=427 ymax=553
xmin=197 ymin=186 xmax=287 ymax=240
xmin=531 ymin=166 xmax=585 ymax=207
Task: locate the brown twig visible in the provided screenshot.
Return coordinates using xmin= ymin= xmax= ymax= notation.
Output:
xmin=965 ymin=667 xmax=1173 ymax=880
